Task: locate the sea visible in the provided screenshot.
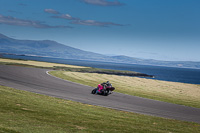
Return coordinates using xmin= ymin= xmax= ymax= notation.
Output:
xmin=2 ymin=54 xmax=200 ymax=85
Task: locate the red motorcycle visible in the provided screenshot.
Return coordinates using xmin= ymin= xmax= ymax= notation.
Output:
xmin=91 ymin=84 xmax=115 ymax=96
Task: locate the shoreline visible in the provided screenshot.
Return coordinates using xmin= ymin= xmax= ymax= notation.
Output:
xmin=1 ymin=55 xmax=200 ymax=85
xmin=0 ymin=57 xmax=154 ymax=78
xmin=1 ymin=53 xmax=200 ymax=70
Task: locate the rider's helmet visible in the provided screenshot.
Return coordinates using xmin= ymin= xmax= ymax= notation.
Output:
xmin=106 ymin=81 xmax=112 ymax=87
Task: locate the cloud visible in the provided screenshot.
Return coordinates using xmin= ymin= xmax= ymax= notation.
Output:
xmin=52 ymin=14 xmax=79 ymax=20
xmin=7 ymin=10 xmax=22 ymax=14
xmin=19 ymin=3 xmax=27 ymax=6
xmin=81 ymin=0 xmax=124 ymax=6
xmin=52 ymin=11 xmax=124 ymax=27
xmin=49 ymin=9 xmax=125 ymax=27
xmin=44 ymin=9 xmax=60 ymax=14
xmin=0 ymin=14 xmax=72 ymax=29
xmin=71 ymin=19 xmax=124 ymax=27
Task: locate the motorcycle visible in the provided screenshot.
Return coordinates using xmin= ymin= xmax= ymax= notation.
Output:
xmin=91 ymin=85 xmax=115 ymax=96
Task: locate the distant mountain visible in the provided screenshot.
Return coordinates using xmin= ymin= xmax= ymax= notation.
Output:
xmin=0 ymin=33 xmax=107 ymax=60
xmin=1 ymin=33 xmax=200 ymax=69
xmin=109 ymin=55 xmax=200 ymax=69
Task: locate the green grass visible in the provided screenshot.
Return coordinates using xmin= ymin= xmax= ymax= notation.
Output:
xmin=52 ymin=66 xmax=152 ymax=77
xmin=49 ymin=71 xmax=200 ymax=108
xmin=0 ymin=85 xmax=200 ymax=133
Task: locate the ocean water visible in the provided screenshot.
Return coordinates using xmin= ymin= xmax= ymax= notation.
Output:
xmin=2 ymin=54 xmax=200 ymax=85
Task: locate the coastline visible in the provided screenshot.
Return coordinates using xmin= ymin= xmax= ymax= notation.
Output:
xmin=0 ymin=57 xmax=154 ymax=78
xmin=1 ymin=53 xmax=200 ymax=70
xmin=1 ymin=54 xmax=200 ymax=85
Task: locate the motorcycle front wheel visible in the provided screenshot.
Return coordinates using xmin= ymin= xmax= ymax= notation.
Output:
xmin=91 ymin=88 xmax=97 ymax=94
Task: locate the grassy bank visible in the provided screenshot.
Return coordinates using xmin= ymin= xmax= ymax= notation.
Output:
xmin=49 ymin=71 xmax=200 ymax=108
xmin=0 ymin=85 xmax=200 ymax=132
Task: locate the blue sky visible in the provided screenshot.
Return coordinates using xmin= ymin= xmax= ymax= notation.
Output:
xmin=0 ymin=0 xmax=200 ymax=61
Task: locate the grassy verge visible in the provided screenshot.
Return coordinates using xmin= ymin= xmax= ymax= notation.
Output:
xmin=49 ymin=71 xmax=200 ymax=108
xmin=0 ymin=85 xmax=200 ymax=133
xmin=52 ymin=66 xmax=153 ymax=77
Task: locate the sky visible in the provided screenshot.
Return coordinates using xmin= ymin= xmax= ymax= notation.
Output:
xmin=0 ymin=0 xmax=200 ymax=61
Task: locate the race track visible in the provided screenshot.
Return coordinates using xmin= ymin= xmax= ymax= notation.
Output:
xmin=0 ymin=65 xmax=200 ymax=124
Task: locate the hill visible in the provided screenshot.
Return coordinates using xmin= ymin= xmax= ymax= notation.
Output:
xmin=0 ymin=33 xmax=107 ymax=60
xmin=1 ymin=33 xmax=200 ymax=69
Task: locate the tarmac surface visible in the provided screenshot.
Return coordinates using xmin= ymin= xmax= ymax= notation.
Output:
xmin=0 ymin=65 xmax=200 ymax=124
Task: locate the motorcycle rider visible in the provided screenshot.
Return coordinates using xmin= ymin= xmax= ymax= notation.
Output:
xmin=106 ymin=81 xmax=112 ymax=88
xmin=96 ymin=81 xmax=112 ymax=94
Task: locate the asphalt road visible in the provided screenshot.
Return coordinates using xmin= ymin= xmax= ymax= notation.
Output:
xmin=1 ymin=65 xmax=200 ymax=124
